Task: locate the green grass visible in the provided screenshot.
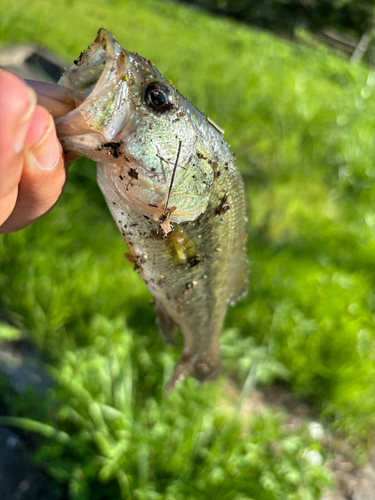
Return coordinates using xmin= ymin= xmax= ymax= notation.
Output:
xmin=1 ymin=0 xmax=375 ymax=497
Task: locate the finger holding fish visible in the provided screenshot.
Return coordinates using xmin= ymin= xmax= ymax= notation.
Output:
xmin=0 ymin=70 xmax=66 ymax=233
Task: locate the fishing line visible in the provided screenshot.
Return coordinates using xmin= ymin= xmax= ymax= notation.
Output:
xmin=163 ymin=140 xmax=182 ymax=215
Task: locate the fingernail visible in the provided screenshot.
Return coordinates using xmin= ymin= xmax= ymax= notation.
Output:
xmin=28 ymin=114 xmax=60 ymax=170
xmin=13 ymin=86 xmax=37 ymax=154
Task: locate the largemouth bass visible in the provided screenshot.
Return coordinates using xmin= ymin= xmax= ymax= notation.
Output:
xmin=28 ymin=29 xmax=248 ymax=390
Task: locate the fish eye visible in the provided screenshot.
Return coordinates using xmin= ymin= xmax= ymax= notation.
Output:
xmin=144 ymin=83 xmax=173 ymax=112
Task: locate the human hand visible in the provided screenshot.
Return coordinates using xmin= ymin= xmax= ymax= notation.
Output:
xmin=0 ymin=69 xmax=67 ymax=233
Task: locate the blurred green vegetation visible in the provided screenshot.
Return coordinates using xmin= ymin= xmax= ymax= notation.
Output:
xmin=181 ymin=0 xmax=375 ymax=39
xmin=1 ymin=0 xmax=375 ymax=497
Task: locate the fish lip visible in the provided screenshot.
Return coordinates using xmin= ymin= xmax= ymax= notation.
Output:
xmin=60 ymin=28 xmax=126 ymax=92
xmin=55 ymin=28 xmax=129 ymax=141
xmin=87 ymin=28 xmax=128 ymax=96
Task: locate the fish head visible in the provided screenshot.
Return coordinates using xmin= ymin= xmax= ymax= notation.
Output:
xmin=55 ymin=29 xmax=222 ymax=223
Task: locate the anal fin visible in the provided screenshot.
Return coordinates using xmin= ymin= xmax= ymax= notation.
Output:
xmin=155 ymin=303 xmax=179 ymax=345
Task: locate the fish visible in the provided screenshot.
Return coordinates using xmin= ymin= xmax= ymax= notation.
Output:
xmin=28 ymin=29 xmax=249 ymax=390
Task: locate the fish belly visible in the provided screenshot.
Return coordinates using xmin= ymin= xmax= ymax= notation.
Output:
xmin=97 ymin=162 xmax=248 ymax=389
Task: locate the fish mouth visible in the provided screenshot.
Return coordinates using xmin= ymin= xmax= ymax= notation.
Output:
xmin=55 ymin=28 xmax=129 ymax=141
xmin=59 ymin=29 xmax=123 ymax=94
xmin=27 ymin=29 xmax=130 ymax=144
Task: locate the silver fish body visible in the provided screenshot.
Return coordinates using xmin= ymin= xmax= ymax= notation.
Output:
xmin=34 ymin=29 xmax=248 ymax=389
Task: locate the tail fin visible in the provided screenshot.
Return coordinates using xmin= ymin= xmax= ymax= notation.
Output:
xmin=165 ymin=340 xmax=221 ymax=392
